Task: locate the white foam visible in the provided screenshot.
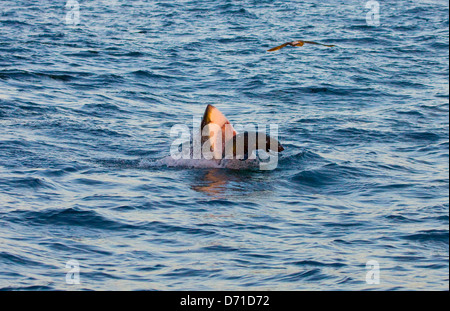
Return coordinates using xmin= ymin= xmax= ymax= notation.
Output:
xmin=138 ymin=156 xmax=261 ymax=170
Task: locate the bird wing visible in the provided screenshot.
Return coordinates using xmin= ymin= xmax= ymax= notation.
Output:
xmin=267 ymin=42 xmax=290 ymax=52
xmin=302 ymin=40 xmax=335 ymax=47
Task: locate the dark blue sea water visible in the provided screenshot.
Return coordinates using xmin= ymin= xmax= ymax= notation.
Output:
xmin=0 ymin=0 xmax=448 ymax=290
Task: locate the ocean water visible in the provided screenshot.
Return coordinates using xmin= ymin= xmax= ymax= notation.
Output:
xmin=0 ymin=0 xmax=448 ymax=291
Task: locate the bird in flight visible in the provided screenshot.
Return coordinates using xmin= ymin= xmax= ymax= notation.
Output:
xmin=267 ymin=40 xmax=335 ymax=52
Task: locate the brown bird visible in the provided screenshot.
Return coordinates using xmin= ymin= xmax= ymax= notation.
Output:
xmin=267 ymin=40 xmax=335 ymax=52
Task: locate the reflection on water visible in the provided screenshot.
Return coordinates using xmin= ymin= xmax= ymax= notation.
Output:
xmin=191 ymin=168 xmax=275 ymax=200
xmin=191 ymin=169 xmax=229 ymax=198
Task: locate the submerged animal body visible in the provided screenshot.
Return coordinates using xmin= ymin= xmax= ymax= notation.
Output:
xmin=267 ymin=40 xmax=335 ymax=52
